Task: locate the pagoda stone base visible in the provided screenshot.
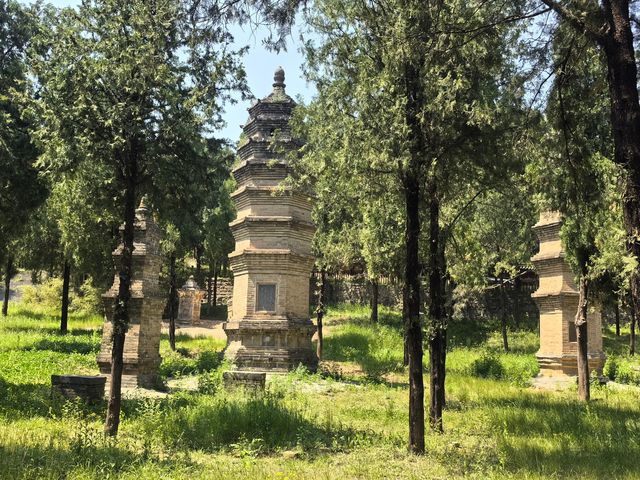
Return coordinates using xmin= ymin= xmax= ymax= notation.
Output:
xmin=97 ymin=296 xmax=164 ymax=390
xmin=223 ymin=318 xmax=317 ymax=372
xmin=536 ymin=352 xmax=606 ymax=377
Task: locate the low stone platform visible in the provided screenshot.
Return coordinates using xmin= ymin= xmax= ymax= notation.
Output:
xmin=223 ymin=370 xmax=266 ymax=390
xmin=51 ymin=375 xmax=106 ymax=403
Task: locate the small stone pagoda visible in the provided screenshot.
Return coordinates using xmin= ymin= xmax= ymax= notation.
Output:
xmin=531 ymin=211 xmax=605 ymax=376
xmin=178 ymin=275 xmax=205 ymax=325
xmin=97 ymin=200 xmax=164 ymax=388
xmin=223 ymin=67 xmax=317 ymax=372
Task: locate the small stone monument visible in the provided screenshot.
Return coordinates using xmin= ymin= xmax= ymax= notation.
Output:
xmin=51 ymin=375 xmax=106 ymax=403
xmin=177 ymin=275 xmax=205 ymax=325
xmin=531 ymin=211 xmax=605 ymax=376
xmin=97 ymin=199 xmax=164 ymax=389
xmin=223 ymin=67 xmax=317 ymax=372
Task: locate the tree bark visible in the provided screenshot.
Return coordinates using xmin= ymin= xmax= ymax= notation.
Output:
xmin=104 ymin=154 xmax=137 ymax=437
xmin=427 ymin=181 xmax=447 ymax=433
xmin=575 ymin=271 xmax=590 ymax=401
xmin=500 ymin=278 xmax=509 ymax=352
xmin=2 ymin=256 xmax=12 ymax=317
xmin=316 ymin=269 xmax=326 ymax=360
xmin=168 ymin=251 xmax=177 ymax=351
xmin=544 ymin=0 xmax=640 ymax=334
xmin=207 ymin=262 xmax=213 ymax=307
xmin=615 ymin=297 xmax=620 ymax=336
xmin=630 ymin=301 xmax=636 ymax=355
xmin=403 ymin=60 xmax=425 ymax=454
xmin=195 ymin=244 xmax=203 ymax=285
xmin=370 ymin=278 xmax=379 ymax=323
xmin=538 ymin=0 xmax=640 ymax=348
xmin=60 ymin=259 xmax=70 ymax=334
xmin=602 ymin=2 xmax=640 ymax=340
xmin=213 ymin=261 xmax=218 ymax=307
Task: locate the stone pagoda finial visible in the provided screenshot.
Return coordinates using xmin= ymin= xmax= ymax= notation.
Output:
xmin=273 ymin=66 xmax=285 ymax=90
xmin=137 ymin=195 xmax=149 ymax=214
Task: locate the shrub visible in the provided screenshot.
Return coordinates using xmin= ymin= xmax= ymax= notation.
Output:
xmin=197 ymin=367 xmax=225 ymax=394
xmin=603 ymin=356 xmax=618 ymax=380
xmin=19 ymin=278 xmax=66 ymax=311
xmin=470 ymin=353 xmax=504 ymax=379
xmin=603 ymin=355 xmax=640 ymax=385
xmin=160 ymin=349 xmax=222 ymax=379
xmin=71 ymin=278 xmax=102 ymax=315
xmin=18 ymin=277 xmax=102 ymax=315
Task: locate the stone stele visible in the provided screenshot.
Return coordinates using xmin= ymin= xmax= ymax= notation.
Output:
xmin=531 ymin=211 xmax=606 ymax=376
xmin=178 ymin=275 xmax=205 ymax=325
xmin=97 ymin=200 xmax=164 ymax=389
xmin=223 ymin=67 xmax=318 ymax=372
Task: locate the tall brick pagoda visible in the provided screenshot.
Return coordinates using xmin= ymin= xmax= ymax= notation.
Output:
xmin=97 ymin=199 xmax=164 ymax=388
xmin=531 ymin=211 xmax=605 ymax=376
xmin=223 ymin=67 xmax=317 ymax=372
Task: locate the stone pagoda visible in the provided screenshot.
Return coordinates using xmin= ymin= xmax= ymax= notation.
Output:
xmin=223 ymin=67 xmax=317 ymax=372
xmin=531 ymin=211 xmax=605 ymax=376
xmin=97 ymin=200 xmax=164 ymax=389
xmin=178 ymin=275 xmax=205 ymax=325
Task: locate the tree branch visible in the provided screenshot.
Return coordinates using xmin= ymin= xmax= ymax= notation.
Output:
xmin=538 ymin=0 xmax=607 ymax=44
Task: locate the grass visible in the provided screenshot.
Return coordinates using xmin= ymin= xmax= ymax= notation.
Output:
xmin=0 ymin=302 xmax=638 ymax=479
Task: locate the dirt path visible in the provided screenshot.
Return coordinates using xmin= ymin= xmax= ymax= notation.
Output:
xmin=0 ymin=271 xmax=32 ymax=303
xmin=161 ymin=319 xmax=228 ymax=340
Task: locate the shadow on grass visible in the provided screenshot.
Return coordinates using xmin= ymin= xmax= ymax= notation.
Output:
xmin=602 ymin=327 xmax=633 ymax=356
xmin=323 ymin=331 xmax=404 ymax=380
xmin=133 ymin=391 xmax=370 ymax=455
xmin=5 ymin=325 xmax=99 ymax=337
xmin=484 ymin=392 xmax=640 ymax=477
xmin=20 ymin=337 xmax=99 ymax=355
xmin=0 ymin=435 xmax=189 ymax=479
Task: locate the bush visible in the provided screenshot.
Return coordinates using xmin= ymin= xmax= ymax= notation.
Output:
xmin=160 ymin=349 xmax=222 ymax=379
xmin=603 ymin=355 xmax=618 ymax=380
xmin=71 ymin=278 xmax=102 ymax=315
xmin=470 ymin=353 xmax=505 ymax=379
xmin=18 ymin=277 xmax=102 ymax=315
xmin=605 ymin=355 xmax=640 ymax=385
xmin=197 ymin=367 xmax=225 ymax=394
xmin=19 ymin=278 xmax=65 ymax=311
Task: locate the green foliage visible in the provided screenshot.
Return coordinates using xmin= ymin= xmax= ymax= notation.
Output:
xmin=603 ymin=355 xmax=640 ymax=386
xmin=159 ymin=339 xmax=224 ymax=378
xmin=0 ymin=0 xmax=46 ymax=257
xmin=470 ymin=353 xmax=505 ymax=379
xmin=0 ymin=303 xmax=639 ymax=478
xmin=19 ymin=276 xmax=102 ymax=315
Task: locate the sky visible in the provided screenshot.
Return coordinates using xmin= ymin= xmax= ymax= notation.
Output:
xmin=44 ymin=0 xmax=316 ymax=144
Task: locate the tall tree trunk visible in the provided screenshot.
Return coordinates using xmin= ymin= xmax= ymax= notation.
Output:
xmin=403 ymin=61 xmax=425 ymax=454
xmin=60 ymin=259 xmax=70 ymax=334
xmin=543 ymin=0 xmax=640 ymax=342
xmin=575 ymin=268 xmax=590 ymax=401
xmin=316 ymin=269 xmax=326 ymax=360
xmin=615 ymin=297 xmax=620 ymax=336
xmin=206 ymin=263 xmax=213 ymax=307
xmin=630 ymin=301 xmax=636 ymax=356
xmin=370 ymin=278 xmax=379 ymax=323
xmin=168 ymin=251 xmax=177 ymax=351
xmin=427 ymin=181 xmax=447 ymax=433
xmin=500 ymin=279 xmax=509 ymax=352
xmin=2 ymin=256 xmax=12 ymax=317
xmin=195 ymin=244 xmax=203 ymax=285
xmin=104 ymin=154 xmax=137 ymax=437
xmin=601 ymin=1 xmax=640 ymax=331
xmin=213 ymin=262 xmax=218 ymax=307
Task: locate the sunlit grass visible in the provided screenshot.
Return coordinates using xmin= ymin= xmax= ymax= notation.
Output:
xmin=0 ymin=302 xmax=638 ymax=479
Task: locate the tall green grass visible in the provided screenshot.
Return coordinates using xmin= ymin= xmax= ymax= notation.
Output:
xmin=0 ymin=302 xmax=638 ymax=479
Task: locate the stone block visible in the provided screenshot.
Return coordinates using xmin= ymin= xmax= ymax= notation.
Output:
xmin=223 ymin=370 xmax=266 ymax=390
xmin=51 ymin=375 xmax=106 ymax=403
